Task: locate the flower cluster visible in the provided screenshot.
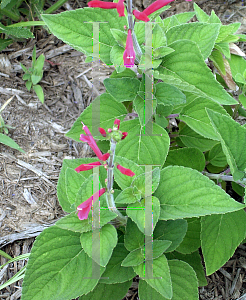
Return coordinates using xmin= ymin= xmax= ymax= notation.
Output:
xmin=75 ymin=119 xmax=135 ymax=220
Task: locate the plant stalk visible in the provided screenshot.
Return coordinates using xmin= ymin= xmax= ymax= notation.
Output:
xmin=106 ymin=139 xmax=127 ymax=226
xmin=203 ymin=171 xmax=246 ymax=186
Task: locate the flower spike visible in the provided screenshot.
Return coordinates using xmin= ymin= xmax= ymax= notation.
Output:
xmin=133 ymin=0 xmax=174 ymax=22
xmin=123 ymin=29 xmax=136 ymax=68
xmin=117 ymin=164 xmax=135 ymax=177
xmin=77 ymin=188 xmax=106 ymax=220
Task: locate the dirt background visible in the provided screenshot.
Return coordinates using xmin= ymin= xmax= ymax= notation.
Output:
xmin=1 ymin=0 xmax=246 ymax=299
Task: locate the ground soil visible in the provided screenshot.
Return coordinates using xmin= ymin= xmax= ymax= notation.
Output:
xmin=0 ymin=0 xmax=246 ymax=299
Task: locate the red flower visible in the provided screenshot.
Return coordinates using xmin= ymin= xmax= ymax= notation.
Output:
xmin=80 ymin=124 xmax=110 ymax=161
xmin=114 ymin=119 xmax=121 ymax=130
xmin=75 ymin=161 xmax=102 ymax=172
xmin=88 ymin=0 xmax=125 ymax=17
xmin=123 ymin=29 xmax=136 ymax=68
xmin=117 ymin=164 xmax=135 ymax=177
xmin=99 ymin=127 xmax=107 ymax=137
xmin=121 ymin=132 xmax=128 ymax=140
xmin=77 ymin=188 xmax=106 ymax=220
xmin=133 ymin=0 xmax=174 ymax=22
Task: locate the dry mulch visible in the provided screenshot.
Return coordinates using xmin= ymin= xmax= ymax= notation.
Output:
xmin=0 ymin=0 xmax=246 ymax=299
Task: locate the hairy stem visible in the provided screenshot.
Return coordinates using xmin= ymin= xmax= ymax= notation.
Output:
xmin=106 ymin=139 xmax=127 ymax=225
xmin=203 ymin=171 xmax=246 ymax=186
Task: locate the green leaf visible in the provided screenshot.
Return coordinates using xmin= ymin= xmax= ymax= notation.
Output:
xmin=0 ymin=23 xmax=34 ymax=38
xmin=110 ymin=28 xmax=127 ymax=48
xmin=179 ymin=125 xmax=218 ymax=152
xmin=116 ymin=119 xmax=170 ymax=166
xmin=152 ymin=24 xmax=166 ymax=49
xmin=22 ymin=227 xmax=104 ymax=300
xmin=176 ymin=218 xmax=201 ymax=254
xmin=166 ymin=23 xmax=220 ymax=59
xmin=167 ymin=250 xmax=207 ymax=287
xmin=153 ymin=46 xmax=174 ymax=59
xmin=180 ymin=97 xmax=229 ymax=141
xmin=134 ymin=254 xmax=172 ymax=299
xmin=154 ymin=40 xmax=237 ymax=105
xmin=131 ymin=168 xmax=160 ymax=197
xmin=99 ymin=243 xmax=136 ymax=284
xmin=55 ymin=209 xmax=117 ymax=233
xmin=207 ymin=109 xmax=246 ymax=181
xmin=210 ymin=49 xmax=226 ymax=75
xmin=55 ymin=211 xmax=93 ymax=233
xmin=0 ymin=133 xmax=25 ymax=153
xmin=110 ymin=68 xmax=136 ymax=79
xmin=0 ymin=38 xmax=12 ymax=51
xmin=115 ymin=187 xmax=140 ymax=204
xmin=26 ymin=81 xmax=32 ymax=91
xmin=133 ymin=93 xmax=157 ymax=126
xmin=155 ymin=166 xmax=245 ymax=220
xmin=104 ymin=77 xmax=140 ymax=102
xmin=161 ymin=11 xmax=196 ymax=32
xmin=80 ymin=224 xmax=117 ymax=267
xmin=193 ymin=3 xmax=209 ymax=22
xmin=124 ymin=218 xmax=144 ymax=251
xmin=121 ymin=248 xmax=145 ymax=267
xmin=126 ymin=196 xmax=160 ymax=235
xmin=216 ymin=23 xmax=241 ymax=43
xmin=42 ymin=9 xmax=127 ymax=65
xmin=164 ymin=148 xmax=205 ymax=172
xmin=208 ymin=10 xmax=221 ymax=24
xmin=208 ymin=143 xmax=228 ymax=167
xmin=214 ymin=43 xmax=230 ymax=59
xmin=155 ymin=82 xmax=186 ymax=106
xmin=201 ymin=210 xmax=246 ymax=275
xmin=33 ymin=85 xmax=44 ymax=103
xmin=35 ymin=53 xmax=45 ymax=72
xmin=228 ymin=54 xmax=246 ymax=80
xmin=154 ymin=219 xmax=187 ymax=252
xmin=66 ymin=93 xmax=127 ymax=142
xmin=110 ymin=44 xmax=125 ymax=72
xmin=168 ymin=260 xmax=199 ymax=300
xmin=79 ymin=280 xmax=132 ymax=300
xmin=65 ymin=167 xmax=84 ymax=205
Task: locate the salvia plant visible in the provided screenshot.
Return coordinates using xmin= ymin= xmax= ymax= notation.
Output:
xmin=15 ymin=0 xmax=246 ymax=299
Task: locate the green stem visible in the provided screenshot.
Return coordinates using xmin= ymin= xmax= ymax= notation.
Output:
xmin=44 ymin=0 xmax=69 ymax=14
xmin=0 ymin=8 xmax=20 ymax=21
xmin=106 ymin=139 xmax=127 ymax=226
xmin=203 ymin=171 xmax=246 ymax=186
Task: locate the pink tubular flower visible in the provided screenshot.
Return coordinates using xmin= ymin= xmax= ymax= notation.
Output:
xmin=75 ymin=161 xmax=102 ymax=172
xmin=88 ymin=0 xmax=125 ymax=17
xmin=121 ymin=132 xmax=128 ymax=140
xmin=77 ymin=188 xmax=106 ymax=220
xmin=117 ymin=164 xmax=135 ymax=177
xmin=99 ymin=127 xmax=107 ymax=137
xmin=133 ymin=0 xmax=174 ymax=22
xmin=114 ymin=119 xmax=120 ymax=130
xmin=123 ymin=29 xmax=136 ymax=68
xmin=80 ymin=124 xmax=110 ymax=161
